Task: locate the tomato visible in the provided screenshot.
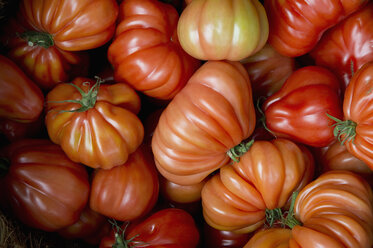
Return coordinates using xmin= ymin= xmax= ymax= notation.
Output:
xmin=244 ymin=170 xmax=373 ymax=248
xmin=90 ymin=145 xmax=159 ymax=221
xmin=0 ymin=139 xmax=90 ymax=232
xmin=0 ymin=55 xmax=43 ymax=123
xmin=58 ymin=206 xmax=111 ymax=245
xmin=262 ymin=66 xmax=343 ymax=147
xmin=177 ymin=0 xmax=268 ymax=61
xmin=45 ymin=77 xmax=144 ymax=170
xmin=0 ymin=117 xmax=44 ymax=143
xmin=202 ymin=138 xmax=314 ymax=233
xmin=242 ymin=43 xmax=296 ymax=101
xmin=107 ymin=0 xmax=200 ymax=100
xmin=151 ymin=60 xmax=256 ymax=186
xmin=99 ymin=208 xmax=200 ymax=248
xmin=264 ymin=0 xmax=369 ymax=57
xmin=330 ymin=61 xmax=373 ymax=171
xmin=310 ymin=2 xmax=373 ymax=91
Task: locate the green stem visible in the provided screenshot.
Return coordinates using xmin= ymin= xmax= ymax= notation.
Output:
xmin=256 ymin=96 xmax=277 ymax=138
xmin=109 ymin=219 xmax=148 ymax=248
xmin=283 ymin=191 xmax=302 ymax=229
xmin=326 ymin=113 xmax=357 ymax=145
xmin=18 ymin=31 xmax=54 ymax=49
xmin=265 ymin=208 xmax=284 ymax=227
xmin=227 ymin=139 xmax=254 ymax=163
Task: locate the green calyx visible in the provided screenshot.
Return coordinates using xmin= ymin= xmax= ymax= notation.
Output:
xmin=265 ymin=191 xmax=302 ymax=229
xmin=326 ymin=113 xmax=357 ymax=145
xmin=18 ymin=31 xmax=54 ymax=49
xmin=108 ymin=219 xmax=148 ymax=248
xmin=227 ymin=139 xmax=254 ymax=163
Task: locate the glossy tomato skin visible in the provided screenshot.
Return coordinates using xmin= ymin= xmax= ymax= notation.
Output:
xmin=242 ymin=43 xmax=296 ymax=101
xmin=177 ymin=0 xmax=268 ymax=61
xmin=263 ymin=66 xmax=343 ymax=147
xmin=108 ymin=0 xmax=200 ymax=100
xmin=89 ymin=145 xmax=159 ymax=221
xmin=0 ymin=139 xmax=90 ymax=232
xmin=0 ymin=55 xmax=43 ymax=123
xmin=45 ymin=77 xmax=144 ymax=170
xmin=340 ymin=61 xmax=373 ymax=170
xmin=202 ymin=139 xmax=314 ymax=233
xmin=151 ymin=60 xmax=256 ymax=186
xmin=264 ymin=0 xmax=369 ymax=57
xmin=310 ymin=2 xmax=373 ymax=91
xmin=99 ymin=208 xmax=200 ymax=248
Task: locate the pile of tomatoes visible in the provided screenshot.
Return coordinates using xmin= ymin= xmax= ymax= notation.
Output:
xmin=1 ymin=0 xmax=373 ymax=247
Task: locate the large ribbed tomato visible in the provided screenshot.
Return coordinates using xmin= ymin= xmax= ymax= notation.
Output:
xmin=177 ymin=0 xmax=268 ymax=61
xmin=107 ymin=0 xmax=200 ymax=100
xmin=264 ymin=0 xmax=368 ymax=57
xmin=45 ymin=77 xmax=144 ymax=170
xmin=202 ymin=138 xmax=314 ymax=233
xmin=330 ymin=61 xmax=373 ymax=171
xmin=262 ymin=66 xmax=343 ymax=147
xmin=244 ymin=171 xmax=373 ymax=248
xmin=0 ymin=139 xmax=90 ymax=232
xmin=310 ymin=2 xmax=373 ymax=91
xmin=151 ymin=60 xmax=256 ymax=185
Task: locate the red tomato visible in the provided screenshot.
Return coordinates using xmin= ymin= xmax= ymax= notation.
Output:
xmin=152 ymin=60 xmax=256 ymax=186
xmin=242 ymin=43 xmax=296 ymax=101
xmin=89 ymin=145 xmax=159 ymax=221
xmin=264 ymin=0 xmax=369 ymax=57
xmin=330 ymin=61 xmax=373 ymax=170
xmin=99 ymin=208 xmax=200 ymax=248
xmin=0 ymin=139 xmax=90 ymax=231
xmin=45 ymin=77 xmax=144 ymax=170
xmin=108 ymin=0 xmax=200 ymax=100
xmin=262 ymin=66 xmax=343 ymax=147
xmin=0 ymin=117 xmax=44 ymax=143
xmin=177 ymin=0 xmax=268 ymax=61
xmin=310 ymin=2 xmax=373 ymax=91
xmin=0 ymin=55 xmax=43 ymax=123
xmin=202 ymin=139 xmax=314 ymax=233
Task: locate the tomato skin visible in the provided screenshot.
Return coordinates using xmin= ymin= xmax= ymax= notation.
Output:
xmin=89 ymin=145 xmax=159 ymax=221
xmin=0 ymin=139 xmax=90 ymax=232
xmin=177 ymin=0 xmax=268 ymax=61
xmin=263 ymin=66 xmax=343 ymax=147
xmin=108 ymin=0 xmax=200 ymax=100
xmin=99 ymin=208 xmax=200 ymax=248
xmin=242 ymin=43 xmax=296 ymax=101
xmin=264 ymin=0 xmax=369 ymax=57
xmin=202 ymin=139 xmax=314 ymax=233
xmin=310 ymin=2 xmax=373 ymax=91
xmin=0 ymin=55 xmax=43 ymax=123
xmin=45 ymin=77 xmax=144 ymax=170
xmin=151 ymin=60 xmax=256 ymax=186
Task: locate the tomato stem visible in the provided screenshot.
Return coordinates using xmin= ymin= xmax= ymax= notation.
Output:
xmin=326 ymin=113 xmax=357 ymax=145
xmin=109 ymin=219 xmax=148 ymax=248
xmin=256 ymin=97 xmax=277 ymax=138
xmin=227 ymin=139 xmax=254 ymax=163
xmin=18 ymin=31 xmax=54 ymax=49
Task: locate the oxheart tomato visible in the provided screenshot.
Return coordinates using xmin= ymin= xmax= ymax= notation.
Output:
xmin=45 ymin=77 xmax=144 ymax=170
xmin=264 ymin=0 xmax=369 ymax=57
xmin=202 ymin=139 xmax=314 ymax=233
xmin=330 ymin=61 xmax=373 ymax=171
xmin=177 ymin=0 xmax=268 ymax=61
xmin=244 ymin=171 xmax=373 ymax=248
xmin=108 ymin=0 xmax=200 ymax=100
xmin=310 ymin=2 xmax=373 ymax=91
xmin=99 ymin=208 xmax=200 ymax=248
xmin=89 ymin=145 xmax=159 ymax=221
xmin=0 ymin=139 xmax=90 ymax=232
xmin=0 ymin=55 xmax=43 ymax=123
xmin=151 ymin=60 xmax=256 ymax=186
xmin=262 ymin=66 xmax=343 ymax=147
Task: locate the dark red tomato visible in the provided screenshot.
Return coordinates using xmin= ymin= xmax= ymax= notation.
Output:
xmin=89 ymin=145 xmax=159 ymax=221
xmin=262 ymin=66 xmax=343 ymax=147
xmin=0 ymin=139 xmax=90 ymax=231
xmin=310 ymin=2 xmax=373 ymax=91
xmin=0 ymin=116 xmax=44 ymax=143
xmin=264 ymin=0 xmax=369 ymax=57
xmin=108 ymin=0 xmax=200 ymax=100
xmin=99 ymin=208 xmax=200 ymax=248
